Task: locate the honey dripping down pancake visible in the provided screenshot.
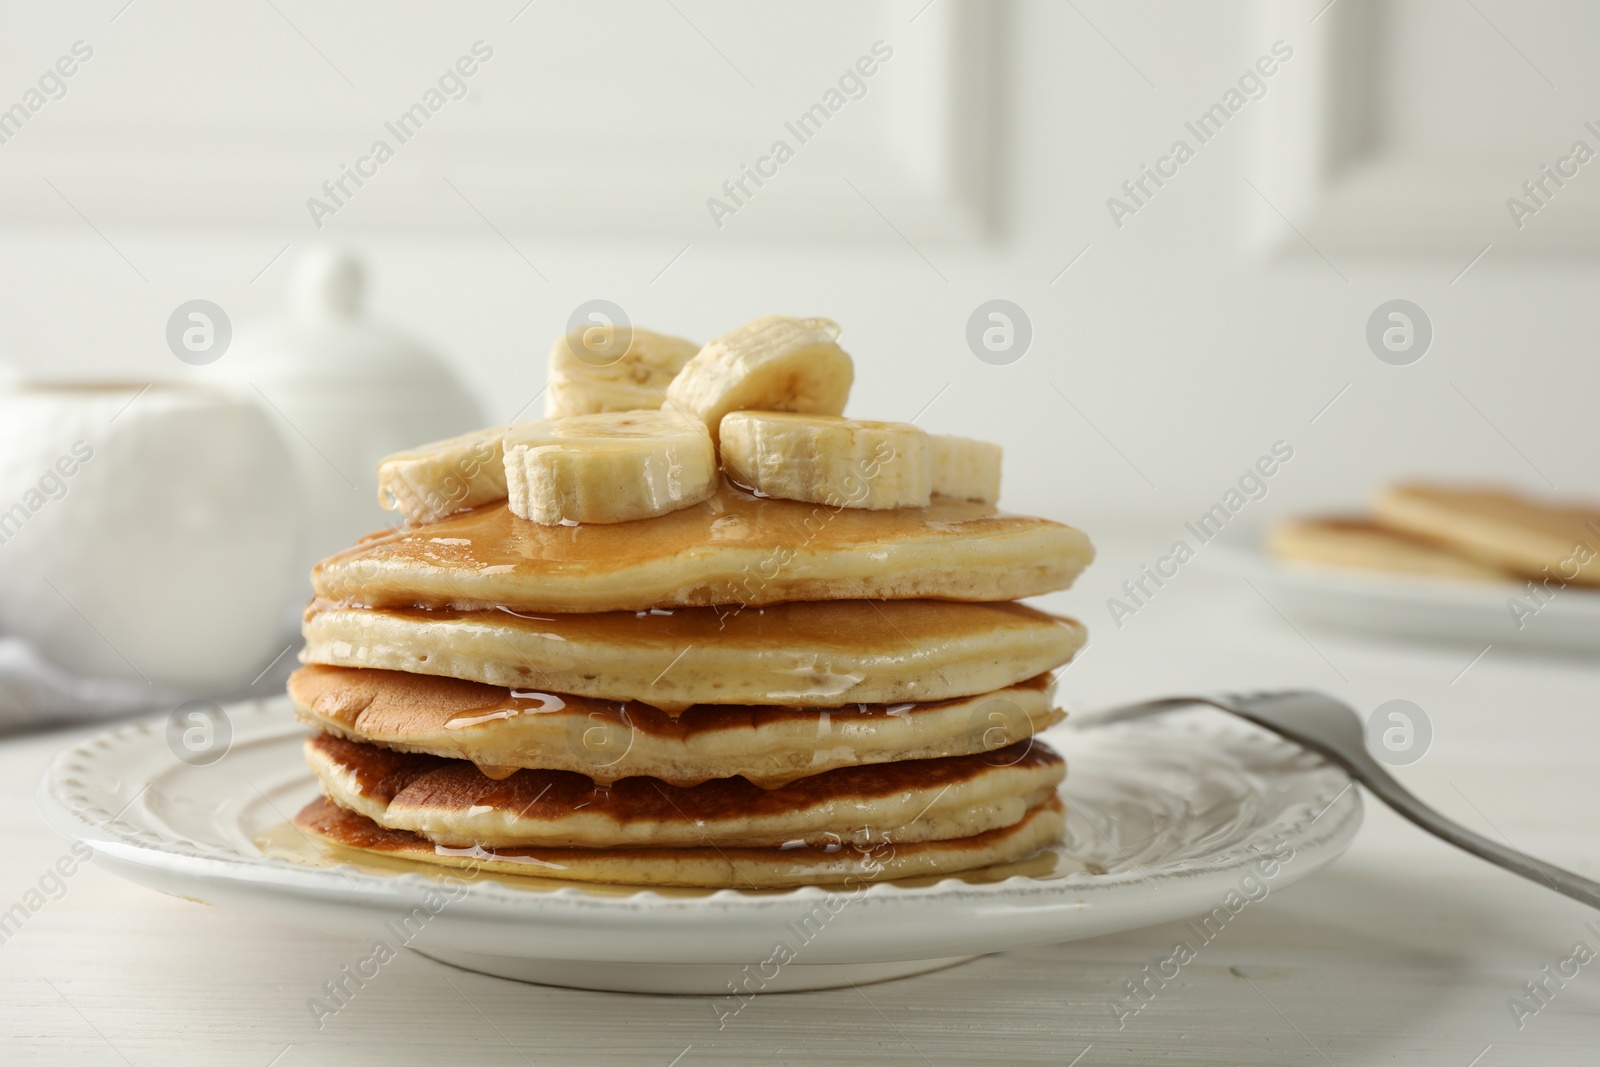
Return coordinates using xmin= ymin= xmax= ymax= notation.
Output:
xmin=303 ymin=732 xmax=1064 ymax=850
xmin=290 ymin=665 xmax=1063 ymax=787
xmin=295 ymin=794 xmax=1064 ymax=889
xmin=313 ymin=483 xmax=1094 ymax=614
xmin=301 ymin=598 xmax=1086 ymax=712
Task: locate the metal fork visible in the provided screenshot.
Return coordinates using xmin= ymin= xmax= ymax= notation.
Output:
xmin=1080 ymin=690 xmax=1600 ymax=910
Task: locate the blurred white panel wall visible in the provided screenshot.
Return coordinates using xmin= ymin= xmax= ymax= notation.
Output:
xmin=1 ymin=0 xmax=1597 ymax=539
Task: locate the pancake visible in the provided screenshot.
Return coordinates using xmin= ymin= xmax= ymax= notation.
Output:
xmin=289 ymin=665 xmax=1063 ymax=788
xmin=293 ymin=793 xmax=1065 ymax=888
xmin=310 ymin=483 xmax=1094 ymax=614
xmin=1269 ymin=515 xmax=1511 ymax=582
xmin=1374 ymin=484 xmax=1600 ymax=585
xmin=303 ymin=732 xmax=1064 ymax=849
xmin=301 ymin=598 xmax=1087 ymax=712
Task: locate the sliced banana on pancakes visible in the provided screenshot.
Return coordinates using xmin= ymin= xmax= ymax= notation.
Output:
xmin=718 ymin=413 xmax=1004 ymax=510
xmin=503 ymin=409 xmax=717 ymax=525
xmin=377 ymin=425 xmax=510 ymax=525
xmin=719 ymin=411 xmax=930 ymax=510
xmin=929 ymin=433 xmax=1003 ymax=505
xmin=372 ymin=314 xmax=1003 ymax=527
xmin=664 ymin=315 xmax=854 ymax=446
xmin=544 ymin=326 xmax=700 ymax=418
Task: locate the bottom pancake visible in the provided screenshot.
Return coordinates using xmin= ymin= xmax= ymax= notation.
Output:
xmin=293 ymin=794 xmax=1065 ymax=889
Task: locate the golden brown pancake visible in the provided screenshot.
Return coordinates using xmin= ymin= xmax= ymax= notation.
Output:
xmin=290 ymin=665 xmax=1063 ymax=788
xmin=1374 ymin=484 xmax=1600 ymax=585
xmin=1269 ymin=515 xmax=1511 ymax=582
xmin=294 ymin=793 xmax=1065 ymax=888
xmin=301 ymin=598 xmax=1087 ymax=712
xmin=303 ymin=732 xmax=1064 ymax=849
xmin=311 ymin=483 xmax=1094 ymax=614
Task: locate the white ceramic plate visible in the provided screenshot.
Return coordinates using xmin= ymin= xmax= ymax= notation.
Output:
xmin=39 ymin=698 xmax=1360 ymax=994
xmin=1207 ymin=546 xmax=1600 ymax=654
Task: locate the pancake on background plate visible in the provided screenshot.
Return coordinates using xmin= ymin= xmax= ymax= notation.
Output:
xmin=1269 ymin=515 xmax=1512 ymax=582
xmin=1270 ymin=483 xmax=1600 ymax=588
xmin=1374 ymin=484 xmax=1600 ymax=585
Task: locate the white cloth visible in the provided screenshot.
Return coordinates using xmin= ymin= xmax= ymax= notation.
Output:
xmin=0 ymin=638 xmax=183 ymax=732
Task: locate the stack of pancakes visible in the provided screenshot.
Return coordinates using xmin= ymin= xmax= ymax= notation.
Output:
xmin=289 ymin=485 xmax=1093 ymax=888
xmin=1272 ymin=483 xmax=1600 ymax=587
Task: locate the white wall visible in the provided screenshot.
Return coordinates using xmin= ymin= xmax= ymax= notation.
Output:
xmin=4 ymin=0 xmax=1597 ymax=544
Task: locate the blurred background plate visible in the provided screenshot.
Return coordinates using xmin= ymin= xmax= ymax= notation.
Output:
xmin=1206 ymin=544 xmax=1600 ymax=654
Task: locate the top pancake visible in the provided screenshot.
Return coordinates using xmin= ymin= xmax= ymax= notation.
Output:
xmin=1375 ymin=484 xmax=1600 ymax=586
xmin=312 ymin=483 xmax=1094 ymax=613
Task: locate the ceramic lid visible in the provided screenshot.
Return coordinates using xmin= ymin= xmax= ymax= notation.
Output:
xmin=219 ymin=247 xmax=465 ymax=388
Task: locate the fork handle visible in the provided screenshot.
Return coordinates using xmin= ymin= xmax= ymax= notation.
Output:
xmin=1343 ymin=753 xmax=1600 ymax=910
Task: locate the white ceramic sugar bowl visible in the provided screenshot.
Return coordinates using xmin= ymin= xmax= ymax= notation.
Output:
xmin=0 ymin=382 xmax=300 ymax=690
xmin=216 ymin=248 xmax=484 ymax=579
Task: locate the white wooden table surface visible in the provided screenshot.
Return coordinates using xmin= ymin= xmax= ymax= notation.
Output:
xmin=3 ymin=541 xmax=1598 ymax=1066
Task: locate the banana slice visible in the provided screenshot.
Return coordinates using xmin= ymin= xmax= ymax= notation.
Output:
xmin=544 ymin=326 xmax=700 ymax=418
xmin=663 ymin=315 xmax=853 ymax=445
xmin=930 ymin=434 xmax=1002 ymax=505
xmin=719 ymin=411 xmax=931 ymax=510
xmin=378 ymin=426 xmax=509 ymax=525
xmin=503 ymin=410 xmax=716 ymax=525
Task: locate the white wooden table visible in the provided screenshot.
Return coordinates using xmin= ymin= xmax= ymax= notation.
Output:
xmin=4 ymin=541 xmax=1598 ymax=1065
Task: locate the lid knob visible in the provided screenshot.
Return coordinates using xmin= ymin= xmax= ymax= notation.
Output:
xmin=290 ymin=246 xmax=364 ymax=321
